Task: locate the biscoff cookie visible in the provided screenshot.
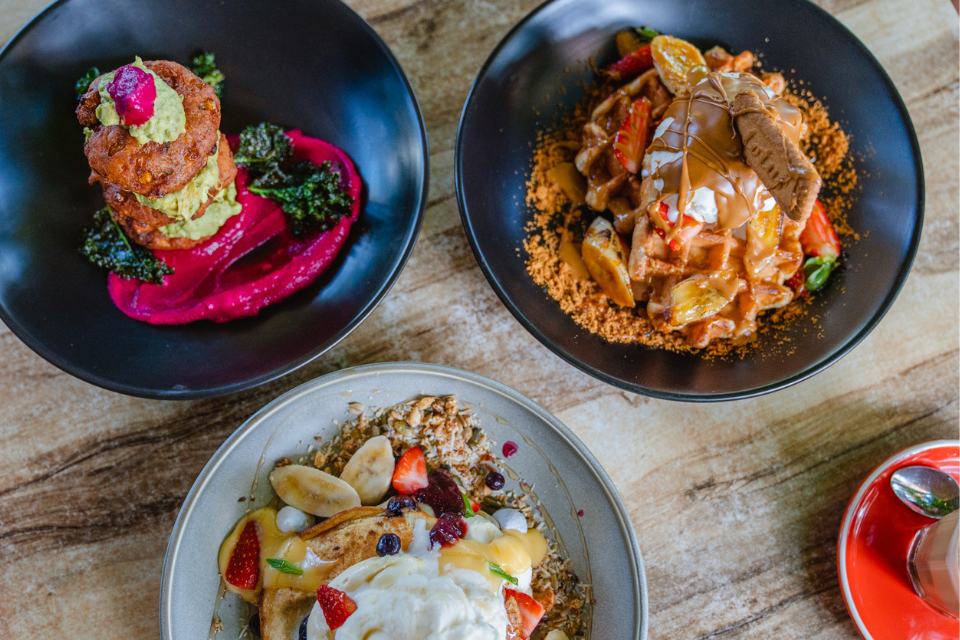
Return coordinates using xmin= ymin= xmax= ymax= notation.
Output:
xmin=733 ymin=90 xmax=822 ymax=222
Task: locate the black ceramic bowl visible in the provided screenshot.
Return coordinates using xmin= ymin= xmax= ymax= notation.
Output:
xmin=0 ymin=0 xmax=428 ymax=399
xmin=456 ymin=0 xmax=923 ymax=401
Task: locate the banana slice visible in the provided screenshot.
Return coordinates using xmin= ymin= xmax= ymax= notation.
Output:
xmin=582 ymin=216 xmax=635 ymax=307
xmin=269 ymin=465 xmax=361 ymax=517
xmin=650 ymin=35 xmax=707 ymax=96
xmin=339 ymin=435 xmax=395 ymax=505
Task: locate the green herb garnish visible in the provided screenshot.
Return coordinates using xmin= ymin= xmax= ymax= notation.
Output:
xmin=190 ymin=52 xmax=224 ymax=98
xmin=487 ymin=563 xmax=519 ymax=585
xmin=235 ymin=122 xmax=353 ymax=237
xmin=803 ymin=256 xmax=838 ymax=292
xmin=79 ymin=208 xmax=174 ymax=284
xmin=266 ymin=558 xmax=304 ymax=575
xmin=635 ymin=26 xmax=659 ymax=45
xmin=463 ymin=493 xmax=476 ymax=517
xmin=75 ymin=67 xmax=100 ymax=98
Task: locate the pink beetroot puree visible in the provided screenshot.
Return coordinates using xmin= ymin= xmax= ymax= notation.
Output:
xmin=108 ymin=131 xmax=361 ymax=324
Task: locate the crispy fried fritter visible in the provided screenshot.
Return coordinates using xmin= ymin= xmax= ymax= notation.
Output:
xmin=111 ymin=210 xmax=204 ymax=251
xmin=77 ymin=60 xmax=221 ymax=198
xmin=94 ymin=133 xmax=237 ymax=227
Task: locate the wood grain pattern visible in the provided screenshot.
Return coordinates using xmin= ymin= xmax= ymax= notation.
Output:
xmin=0 ymin=0 xmax=957 ymax=638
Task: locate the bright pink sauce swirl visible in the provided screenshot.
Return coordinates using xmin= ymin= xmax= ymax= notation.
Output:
xmin=108 ymin=130 xmax=361 ymax=324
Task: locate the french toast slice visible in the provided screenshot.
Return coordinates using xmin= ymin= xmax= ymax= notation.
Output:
xmin=258 ymin=507 xmax=435 ymax=640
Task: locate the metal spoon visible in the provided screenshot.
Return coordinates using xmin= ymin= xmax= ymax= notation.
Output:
xmin=890 ymin=466 xmax=960 ymax=519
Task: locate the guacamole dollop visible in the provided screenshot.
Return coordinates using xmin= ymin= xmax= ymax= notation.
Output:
xmin=160 ymin=182 xmax=242 ymax=240
xmin=135 ymin=139 xmax=222 ymax=221
xmin=96 ymin=57 xmax=186 ymax=145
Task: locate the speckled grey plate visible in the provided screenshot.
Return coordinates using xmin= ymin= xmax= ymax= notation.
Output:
xmin=160 ymin=363 xmax=646 ymax=640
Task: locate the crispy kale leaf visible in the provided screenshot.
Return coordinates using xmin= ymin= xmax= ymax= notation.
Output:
xmin=75 ymin=67 xmax=100 ymax=98
xmin=189 ymin=51 xmax=225 ymax=98
xmin=233 ymin=122 xmax=293 ymax=187
xmin=248 ymin=161 xmax=353 ymax=236
xmin=234 ymin=122 xmax=354 ymax=237
xmin=79 ymin=208 xmax=173 ymax=284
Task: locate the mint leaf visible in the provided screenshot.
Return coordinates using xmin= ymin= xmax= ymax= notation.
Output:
xmin=463 ymin=493 xmax=476 ymax=517
xmin=488 ymin=563 xmax=519 ymax=585
xmin=266 ymin=558 xmax=303 ymax=576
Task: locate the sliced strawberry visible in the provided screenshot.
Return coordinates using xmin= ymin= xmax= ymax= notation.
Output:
xmin=613 ymin=98 xmax=652 ymax=174
xmin=505 ymin=589 xmax=545 ymax=639
xmin=798 ymin=200 xmax=840 ymax=291
xmin=652 ymin=203 xmax=702 ymax=251
xmin=224 ymin=520 xmax=260 ymax=590
xmin=799 ymin=200 xmax=840 ymax=259
xmin=785 ymin=269 xmax=808 ymax=298
xmin=606 ymin=45 xmax=654 ymax=81
xmin=316 ymin=585 xmax=357 ymax=630
xmin=392 ymin=447 xmax=428 ymax=494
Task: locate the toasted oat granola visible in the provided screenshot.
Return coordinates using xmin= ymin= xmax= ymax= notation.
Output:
xmin=308 ymin=395 xmax=590 ymax=639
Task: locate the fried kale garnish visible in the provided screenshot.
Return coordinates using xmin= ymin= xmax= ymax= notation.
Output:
xmin=189 ymin=51 xmax=225 ymax=98
xmin=75 ymin=67 xmax=100 ymax=98
xmin=234 ymin=122 xmax=354 ymax=237
xmin=79 ymin=208 xmax=173 ymax=284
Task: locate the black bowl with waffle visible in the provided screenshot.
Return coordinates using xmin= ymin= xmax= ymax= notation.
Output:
xmin=455 ymin=0 xmax=923 ymax=400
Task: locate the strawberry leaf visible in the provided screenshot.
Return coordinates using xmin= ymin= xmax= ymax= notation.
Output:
xmin=803 ymin=256 xmax=837 ymax=292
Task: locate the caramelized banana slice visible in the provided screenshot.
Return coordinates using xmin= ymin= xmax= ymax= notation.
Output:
xmin=339 ymin=435 xmax=395 ymax=505
xmin=270 ymin=465 xmax=361 ymax=517
xmin=582 ymin=217 xmax=634 ymax=307
xmin=669 ymin=274 xmax=737 ymax=327
xmin=650 ymin=35 xmax=707 ymax=95
xmin=744 ymin=203 xmax=784 ymax=281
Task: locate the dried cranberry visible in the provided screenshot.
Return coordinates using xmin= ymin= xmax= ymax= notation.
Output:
xmin=485 ymin=471 xmax=505 ymax=490
xmin=386 ymin=495 xmax=418 ymax=516
xmin=502 ymin=441 xmax=519 ymax=458
xmin=377 ymin=533 xmax=401 ymax=557
xmin=416 ymin=468 xmax=465 ymax=516
xmin=297 ymin=616 xmax=308 ymax=640
xmin=429 ymin=515 xmax=464 ymax=548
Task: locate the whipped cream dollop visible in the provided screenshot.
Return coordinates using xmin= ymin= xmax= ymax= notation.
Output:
xmin=306 ymin=553 xmax=509 ymax=640
xmin=306 ymin=518 xmax=538 ymax=640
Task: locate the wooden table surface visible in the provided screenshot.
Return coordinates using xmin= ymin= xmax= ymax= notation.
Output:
xmin=1 ymin=0 xmax=957 ymax=638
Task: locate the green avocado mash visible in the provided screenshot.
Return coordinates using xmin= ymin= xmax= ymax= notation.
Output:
xmin=96 ymin=57 xmax=186 ymax=145
xmin=135 ymin=139 xmax=222 ymax=221
xmin=159 ymin=182 xmax=241 ymax=240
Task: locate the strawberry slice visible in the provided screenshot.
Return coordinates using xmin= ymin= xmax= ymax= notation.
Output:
xmin=799 ymin=200 xmax=840 ymax=259
xmin=392 ymin=447 xmax=428 ymax=494
xmin=785 ymin=269 xmax=808 ymax=298
xmin=652 ymin=203 xmax=702 ymax=251
xmin=798 ymin=200 xmax=841 ymax=291
xmin=505 ymin=589 xmax=545 ymax=639
xmin=224 ymin=520 xmax=260 ymax=590
xmin=316 ymin=585 xmax=357 ymax=630
xmin=606 ymin=45 xmax=654 ymax=81
xmin=613 ymin=98 xmax=652 ymax=174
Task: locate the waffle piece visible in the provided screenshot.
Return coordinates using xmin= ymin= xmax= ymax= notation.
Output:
xmin=628 ymin=201 xmax=803 ymax=347
xmin=574 ymin=68 xmax=672 ymax=213
xmin=733 ymin=91 xmax=822 ymax=223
